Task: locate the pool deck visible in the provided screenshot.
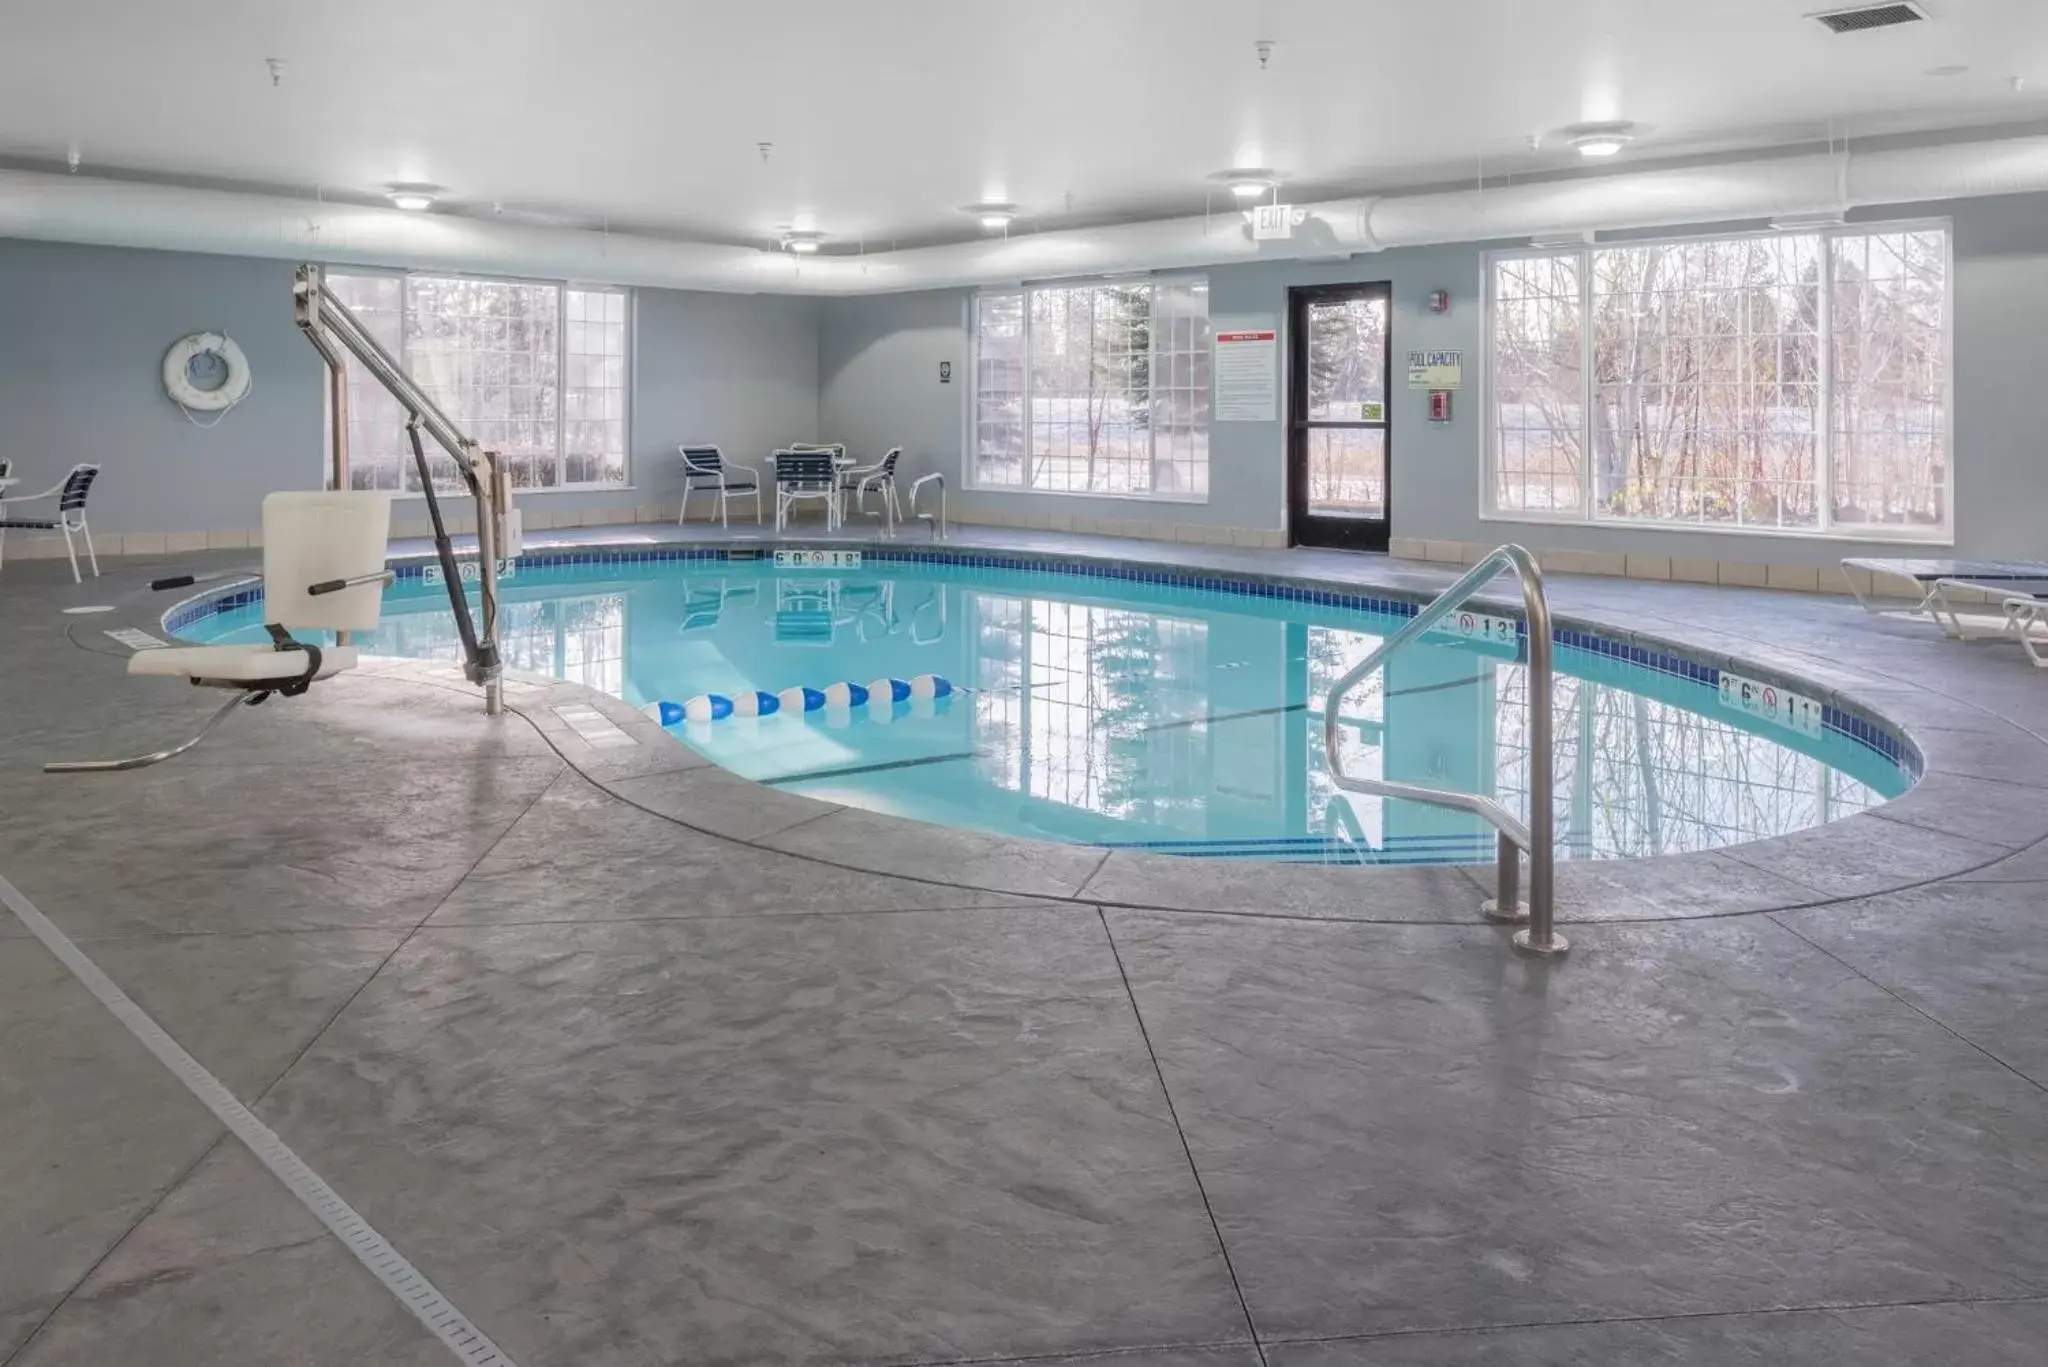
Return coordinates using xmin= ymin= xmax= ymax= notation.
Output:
xmin=3 ymin=524 xmax=2047 ymax=1366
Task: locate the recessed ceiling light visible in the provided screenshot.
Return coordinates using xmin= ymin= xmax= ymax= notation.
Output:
xmin=1210 ymin=168 xmax=1278 ymax=200
xmin=964 ymin=201 xmax=1019 ymax=231
xmin=384 ymin=183 xmax=441 ymax=211
xmin=781 ymin=230 xmax=825 ymax=254
xmin=1563 ymin=123 xmax=1637 ymax=158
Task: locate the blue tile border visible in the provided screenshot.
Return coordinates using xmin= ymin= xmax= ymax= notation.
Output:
xmin=160 ymin=538 xmax=1920 ymax=778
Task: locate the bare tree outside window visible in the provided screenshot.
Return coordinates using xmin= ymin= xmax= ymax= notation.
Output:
xmin=973 ymin=279 xmax=1210 ymax=497
xmin=1304 ymin=295 xmax=1388 ymax=513
xmin=1487 ymin=226 xmax=1949 ymax=537
xmin=1831 ymin=229 xmax=1947 ymax=530
xmin=326 ymin=272 xmax=630 ymax=494
xmin=1590 ymin=234 xmax=1822 ymax=528
xmin=1490 ymin=255 xmax=1584 ymax=513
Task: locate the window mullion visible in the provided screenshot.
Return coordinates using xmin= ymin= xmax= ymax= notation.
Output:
xmin=557 ymin=285 xmax=568 ymax=487
xmin=1023 ymin=290 xmax=1037 ymax=493
xmin=1144 ymin=285 xmax=1159 ymax=495
xmin=1817 ymin=232 xmax=1835 ymax=533
xmin=399 ymin=281 xmax=415 ymax=495
xmin=1579 ymin=248 xmax=1595 ymax=520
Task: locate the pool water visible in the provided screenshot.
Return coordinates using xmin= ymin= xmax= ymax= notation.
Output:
xmin=186 ymin=557 xmax=1913 ymax=865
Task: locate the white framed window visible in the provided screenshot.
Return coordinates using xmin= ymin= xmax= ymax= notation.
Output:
xmin=1485 ymin=223 xmax=1951 ymax=539
xmin=326 ymin=271 xmax=630 ymax=494
xmin=972 ymin=277 xmax=1211 ymax=499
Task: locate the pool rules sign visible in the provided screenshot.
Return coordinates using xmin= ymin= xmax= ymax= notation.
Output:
xmin=1213 ymin=319 xmax=1279 ymax=421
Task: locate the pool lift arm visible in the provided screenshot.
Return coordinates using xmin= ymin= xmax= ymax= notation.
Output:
xmin=292 ymin=265 xmax=515 ymax=715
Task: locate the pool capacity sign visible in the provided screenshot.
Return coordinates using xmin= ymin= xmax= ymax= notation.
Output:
xmin=1406 ymin=350 xmax=1463 ymax=390
xmin=1213 ymin=319 xmax=1279 ymax=422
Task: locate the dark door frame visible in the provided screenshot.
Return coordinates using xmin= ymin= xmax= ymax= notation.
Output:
xmin=1287 ymin=281 xmax=1393 ymax=553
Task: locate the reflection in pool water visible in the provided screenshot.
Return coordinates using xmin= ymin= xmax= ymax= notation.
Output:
xmin=186 ymin=560 xmax=1911 ymax=865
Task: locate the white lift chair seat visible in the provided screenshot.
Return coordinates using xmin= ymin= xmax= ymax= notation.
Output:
xmin=127 ymin=644 xmax=362 ymax=684
xmin=48 ymin=491 xmax=394 ymax=773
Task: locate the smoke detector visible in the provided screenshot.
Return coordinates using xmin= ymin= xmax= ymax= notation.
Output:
xmin=1810 ymin=4 xmax=1929 ymax=35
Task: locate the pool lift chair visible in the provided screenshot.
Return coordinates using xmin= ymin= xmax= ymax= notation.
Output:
xmin=47 ymin=263 xmax=520 ymax=771
xmin=46 ymin=492 xmax=396 ymax=773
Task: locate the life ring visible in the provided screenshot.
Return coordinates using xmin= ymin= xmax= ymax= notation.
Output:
xmin=163 ymin=332 xmax=251 ymax=413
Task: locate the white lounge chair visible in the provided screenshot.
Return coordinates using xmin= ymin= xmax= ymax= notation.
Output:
xmin=1843 ymin=557 xmax=2048 ymax=654
xmin=48 ymin=491 xmax=394 ymax=772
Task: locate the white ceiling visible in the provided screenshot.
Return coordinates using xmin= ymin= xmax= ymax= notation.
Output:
xmin=4 ymin=0 xmax=2047 ymax=250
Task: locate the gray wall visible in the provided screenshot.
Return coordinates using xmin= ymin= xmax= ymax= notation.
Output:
xmin=625 ymin=288 xmax=819 ymax=518
xmin=820 ymin=194 xmax=2048 ymax=564
xmin=9 ymin=193 xmax=2043 ymax=560
xmin=0 ymin=238 xmax=821 ymax=534
xmin=0 ymin=240 xmax=325 ymax=535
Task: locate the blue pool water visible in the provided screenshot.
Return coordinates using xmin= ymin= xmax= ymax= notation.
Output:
xmin=184 ymin=555 xmax=1914 ymax=864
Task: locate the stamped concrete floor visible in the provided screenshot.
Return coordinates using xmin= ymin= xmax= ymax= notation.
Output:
xmin=2 ymin=532 xmax=2046 ymax=1367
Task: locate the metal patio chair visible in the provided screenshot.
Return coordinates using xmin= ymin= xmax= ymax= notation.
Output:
xmin=677 ymin=445 xmax=761 ymax=527
xmin=0 ymin=462 xmax=101 ymax=582
xmin=772 ymin=448 xmax=843 ymax=530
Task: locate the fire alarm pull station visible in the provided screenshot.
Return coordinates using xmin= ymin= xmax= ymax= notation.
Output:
xmin=1428 ymin=289 xmax=1450 ymax=313
xmin=1429 ymin=391 xmax=1452 ymax=423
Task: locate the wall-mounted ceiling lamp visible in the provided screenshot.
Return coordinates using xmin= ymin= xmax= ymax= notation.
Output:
xmin=385 ymin=183 xmax=441 ymax=211
xmin=1564 ymin=123 xmax=1637 ymax=158
xmin=1211 ymin=168 xmax=1277 ymax=200
xmin=781 ymin=230 xmax=826 ymax=254
xmin=964 ymin=201 xmax=1019 ymax=231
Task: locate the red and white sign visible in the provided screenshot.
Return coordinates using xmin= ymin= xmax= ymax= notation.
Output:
xmin=1214 ymin=324 xmax=1279 ymax=422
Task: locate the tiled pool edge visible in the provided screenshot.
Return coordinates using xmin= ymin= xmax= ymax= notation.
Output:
xmin=160 ymin=537 xmax=1922 ymax=781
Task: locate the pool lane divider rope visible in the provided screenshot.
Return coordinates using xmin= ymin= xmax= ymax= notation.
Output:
xmin=0 ymin=872 xmax=517 ymax=1367
xmin=651 ymin=672 xmax=954 ymax=724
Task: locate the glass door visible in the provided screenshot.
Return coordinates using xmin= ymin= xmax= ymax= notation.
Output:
xmin=1288 ymin=283 xmax=1392 ymax=551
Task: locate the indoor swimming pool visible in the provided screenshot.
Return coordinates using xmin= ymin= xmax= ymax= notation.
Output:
xmin=179 ymin=551 xmax=1915 ymax=865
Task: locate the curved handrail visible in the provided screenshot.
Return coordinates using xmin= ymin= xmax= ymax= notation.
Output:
xmin=1320 ymin=544 xmax=1564 ymax=957
xmin=910 ymin=472 xmax=946 ymax=539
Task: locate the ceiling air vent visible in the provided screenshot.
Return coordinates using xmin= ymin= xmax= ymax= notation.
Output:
xmin=1811 ymin=3 xmax=1929 ymax=34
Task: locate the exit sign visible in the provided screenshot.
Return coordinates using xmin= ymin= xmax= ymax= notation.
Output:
xmin=1252 ymin=204 xmax=1295 ymax=240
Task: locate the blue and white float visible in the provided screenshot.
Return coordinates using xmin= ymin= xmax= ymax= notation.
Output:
xmin=648 ymin=674 xmax=954 ymax=726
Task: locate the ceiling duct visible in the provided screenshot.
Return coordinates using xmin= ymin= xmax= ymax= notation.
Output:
xmin=2 ymin=130 xmax=2046 ymax=296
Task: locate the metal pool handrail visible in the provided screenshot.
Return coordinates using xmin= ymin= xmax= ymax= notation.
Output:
xmin=1321 ymin=544 xmax=1566 ymax=958
xmin=910 ymin=473 xmax=946 ymax=539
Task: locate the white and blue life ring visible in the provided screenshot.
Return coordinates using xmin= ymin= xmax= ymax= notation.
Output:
xmin=163 ymin=332 xmax=252 ymax=414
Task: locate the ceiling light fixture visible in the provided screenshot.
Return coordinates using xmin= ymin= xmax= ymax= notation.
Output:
xmin=781 ymin=230 xmax=825 ymax=254
xmin=1210 ymin=168 xmax=1278 ymax=201
xmin=385 ymin=183 xmax=440 ymax=211
xmin=964 ymin=201 xmax=1019 ymax=231
xmin=1564 ymin=123 xmax=1637 ymax=158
